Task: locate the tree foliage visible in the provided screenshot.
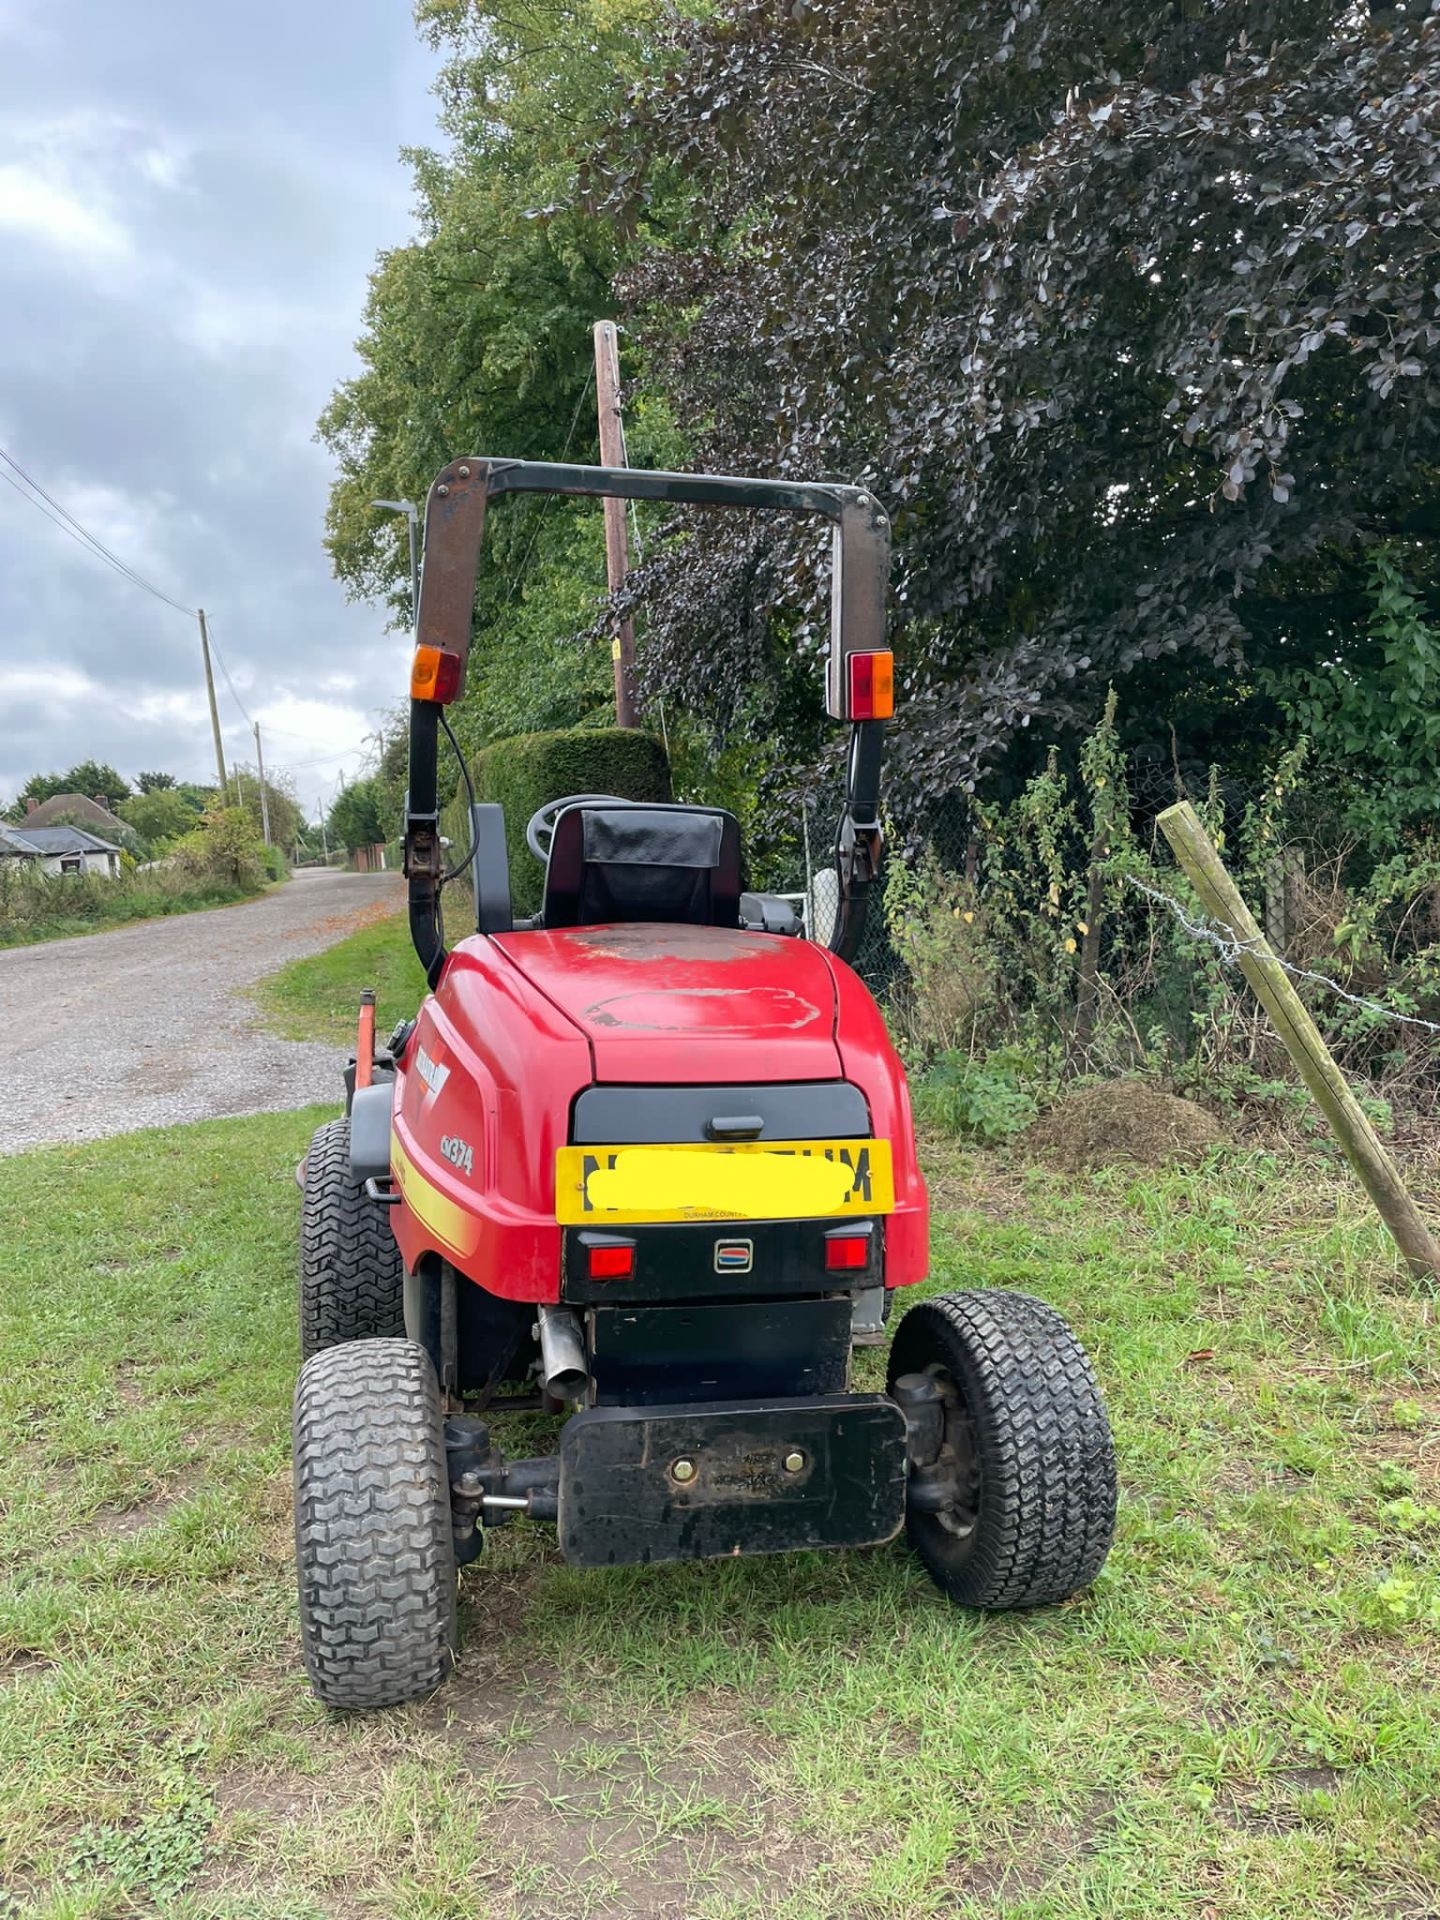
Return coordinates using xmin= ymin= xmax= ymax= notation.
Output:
xmin=225 ymin=766 xmax=304 ymax=854
xmin=119 ymin=788 xmax=198 ymax=854
xmin=171 ymin=808 xmax=269 ymax=891
xmin=321 ymin=0 xmax=1440 ymax=858
xmin=316 ymin=0 xmax=678 ymax=755
xmin=607 ymin=0 xmax=1440 ymax=816
xmin=1277 ymin=546 xmax=1440 ymax=852
xmin=328 ymin=777 xmax=391 ymax=851
xmin=5 ymin=761 xmax=133 ymax=820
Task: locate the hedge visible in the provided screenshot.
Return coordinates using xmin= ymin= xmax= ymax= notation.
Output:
xmin=444 ymin=726 xmax=672 ymax=916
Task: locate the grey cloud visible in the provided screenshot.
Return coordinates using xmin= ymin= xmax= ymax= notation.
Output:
xmin=0 ymin=0 xmax=440 ymax=814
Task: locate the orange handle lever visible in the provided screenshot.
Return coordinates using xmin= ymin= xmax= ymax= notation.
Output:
xmin=355 ymin=989 xmax=376 ymax=1091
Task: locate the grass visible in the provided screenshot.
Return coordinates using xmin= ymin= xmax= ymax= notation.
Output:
xmin=0 ymin=876 xmax=269 ymax=950
xmin=2 ymin=1116 xmax=1439 ymax=1917
xmin=252 ymin=909 xmax=426 ymax=1044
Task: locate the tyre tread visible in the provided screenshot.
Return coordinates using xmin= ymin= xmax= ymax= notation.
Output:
xmin=300 ymin=1116 xmax=404 ymax=1361
xmin=293 ymin=1338 xmax=457 ymax=1710
xmin=889 ymin=1289 xmax=1116 ymax=1610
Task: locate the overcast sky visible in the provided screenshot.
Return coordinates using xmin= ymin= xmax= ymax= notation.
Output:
xmin=0 ymin=0 xmax=441 ymax=818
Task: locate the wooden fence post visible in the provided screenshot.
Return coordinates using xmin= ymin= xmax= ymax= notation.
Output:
xmin=1158 ymin=801 xmax=1440 ymax=1283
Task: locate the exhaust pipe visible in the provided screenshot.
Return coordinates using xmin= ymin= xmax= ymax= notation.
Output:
xmin=537 ymin=1305 xmax=591 ymax=1402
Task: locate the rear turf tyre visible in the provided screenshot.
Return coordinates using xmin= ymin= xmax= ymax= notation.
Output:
xmin=300 ymin=1116 xmax=404 ymax=1361
xmin=293 ymin=1338 xmax=458 ymax=1710
xmin=888 ymin=1290 xmax=1116 ymax=1610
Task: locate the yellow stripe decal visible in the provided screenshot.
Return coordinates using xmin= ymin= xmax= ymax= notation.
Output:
xmin=392 ymin=1129 xmax=478 ymax=1254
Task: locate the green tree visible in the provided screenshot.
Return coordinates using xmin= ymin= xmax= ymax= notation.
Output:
xmin=328 ymin=777 xmax=390 ymax=851
xmin=609 ymin=0 xmax=1440 ymax=818
xmin=1276 ymin=547 xmax=1440 ymax=853
xmin=226 ymin=765 xmax=304 ymax=855
xmin=119 ymin=789 xmax=196 ymax=854
xmin=317 ymin=0 xmax=675 ymax=757
xmin=136 ymin=771 xmax=177 ymax=793
xmin=3 ymin=772 xmax=63 ymax=822
xmin=172 ymin=807 xmax=267 ymax=890
xmin=8 ymin=759 xmax=133 ymax=819
xmin=56 ymin=760 xmax=131 ymax=811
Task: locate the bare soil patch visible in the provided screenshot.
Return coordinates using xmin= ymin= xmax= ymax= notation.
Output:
xmin=92 ymin=1463 xmax=204 ymax=1536
xmin=1026 ymin=1082 xmax=1223 ymax=1171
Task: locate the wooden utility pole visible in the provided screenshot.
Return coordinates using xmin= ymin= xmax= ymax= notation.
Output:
xmin=253 ymin=721 xmax=272 ymax=846
xmin=197 ymin=608 xmax=226 ymax=790
xmin=1158 ymin=801 xmax=1440 ymax=1281
xmin=593 ymin=320 xmax=638 ymax=728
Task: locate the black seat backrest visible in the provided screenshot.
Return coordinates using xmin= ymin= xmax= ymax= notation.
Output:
xmin=542 ymin=804 xmax=742 ymax=930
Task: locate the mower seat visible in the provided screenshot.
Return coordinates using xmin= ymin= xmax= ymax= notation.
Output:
xmin=542 ymin=803 xmax=742 ymax=930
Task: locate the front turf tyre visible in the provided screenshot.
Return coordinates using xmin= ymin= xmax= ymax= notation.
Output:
xmin=888 ymin=1290 xmax=1116 ymax=1610
xmin=300 ymin=1115 xmax=404 ymax=1361
xmin=293 ymin=1339 xmax=458 ymax=1710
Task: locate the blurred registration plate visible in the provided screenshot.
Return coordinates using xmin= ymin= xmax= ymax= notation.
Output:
xmin=554 ymin=1139 xmax=893 ymax=1226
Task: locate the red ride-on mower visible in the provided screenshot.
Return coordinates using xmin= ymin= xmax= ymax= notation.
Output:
xmin=293 ymin=458 xmax=1116 ymax=1710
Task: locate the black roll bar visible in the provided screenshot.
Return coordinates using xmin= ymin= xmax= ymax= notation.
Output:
xmin=404 ymin=458 xmax=891 ymax=981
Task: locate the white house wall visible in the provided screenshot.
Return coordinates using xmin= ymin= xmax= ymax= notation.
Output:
xmin=36 ymin=852 xmax=119 ymax=879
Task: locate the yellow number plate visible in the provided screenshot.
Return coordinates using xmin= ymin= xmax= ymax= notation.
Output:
xmin=555 ymin=1139 xmax=894 ymax=1226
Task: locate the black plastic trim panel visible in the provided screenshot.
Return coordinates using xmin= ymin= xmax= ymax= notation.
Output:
xmin=588 ymin=1299 xmax=853 ymax=1405
xmin=571 ymin=1081 xmax=870 ymax=1145
xmin=558 ymin=1393 xmax=908 ymax=1566
xmin=564 ymin=1216 xmax=882 ymax=1303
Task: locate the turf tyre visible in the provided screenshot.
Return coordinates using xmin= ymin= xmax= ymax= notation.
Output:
xmin=888 ymin=1290 xmax=1116 ymax=1610
xmin=293 ymin=1338 xmax=458 ymax=1709
xmin=300 ymin=1115 xmax=404 ymax=1361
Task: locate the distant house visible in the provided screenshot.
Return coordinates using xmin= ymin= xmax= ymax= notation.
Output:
xmin=22 ymin=792 xmax=131 ymax=840
xmin=0 ymin=824 xmax=122 ymax=878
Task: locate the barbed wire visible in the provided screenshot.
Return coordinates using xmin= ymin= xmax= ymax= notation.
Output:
xmin=1127 ymin=874 xmax=1440 ymax=1036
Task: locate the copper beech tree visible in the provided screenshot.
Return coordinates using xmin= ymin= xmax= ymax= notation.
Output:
xmin=607 ymin=0 xmax=1440 ymax=817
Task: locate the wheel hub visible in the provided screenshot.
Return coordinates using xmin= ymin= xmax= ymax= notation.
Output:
xmin=893 ymin=1364 xmax=981 ymax=1541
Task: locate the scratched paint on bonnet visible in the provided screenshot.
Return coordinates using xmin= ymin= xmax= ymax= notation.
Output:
xmin=584 ymin=986 xmax=822 ymax=1033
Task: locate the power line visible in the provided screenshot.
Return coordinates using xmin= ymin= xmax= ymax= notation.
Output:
xmin=0 ymin=465 xmax=197 ymax=618
xmin=272 ymin=746 xmax=372 ymax=771
xmin=0 ymin=445 xmax=196 ymax=614
xmin=0 ymin=443 xmax=386 ymax=798
xmin=0 ymin=465 xmax=92 ymax=551
xmin=501 ymin=367 xmax=595 ymax=612
xmin=248 ymin=720 xmax=345 ymax=744
xmin=0 ymin=445 xmax=197 ymax=619
xmin=198 ymin=619 xmax=253 ymax=725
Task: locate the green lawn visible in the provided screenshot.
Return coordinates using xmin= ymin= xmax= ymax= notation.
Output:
xmin=252 ymin=912 xmax=427 ymax=1045
xmin=2 ymin=1117 xmax=1438 ymax=1918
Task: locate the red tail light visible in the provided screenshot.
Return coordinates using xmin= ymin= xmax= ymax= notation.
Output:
xmin=587 ymin=1241 xmax=635 ymax=1280
xmin=825 ymin=1234 xmax=870 ymax=1272
xmin=846 ymin=649 xmax=895 ymax=721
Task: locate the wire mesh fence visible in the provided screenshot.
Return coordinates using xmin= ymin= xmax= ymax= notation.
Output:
xmin=787 ymin=746 xmax=1440 ymax=1125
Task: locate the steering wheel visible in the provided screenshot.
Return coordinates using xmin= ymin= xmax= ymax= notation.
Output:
xmin=525 ymin=793 xmax=630 ymax=863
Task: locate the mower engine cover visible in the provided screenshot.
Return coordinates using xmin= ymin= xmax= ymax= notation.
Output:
xmin=387 ymin=919 xmax=928 ymax=1303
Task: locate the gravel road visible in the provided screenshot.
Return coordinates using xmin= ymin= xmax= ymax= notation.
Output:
xmin=0 ymin=870 xmax=404 ymax=1155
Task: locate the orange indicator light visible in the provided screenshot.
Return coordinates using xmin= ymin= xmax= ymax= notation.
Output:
xmin=411 ymin=644 xmax=463 ymax=703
